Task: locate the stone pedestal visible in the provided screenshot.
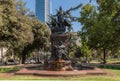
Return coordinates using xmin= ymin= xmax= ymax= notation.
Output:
xmin=48 ymin=60 xmax=65 ymax=71
xmin=48 ymin=60 xmax=73 ymax=71
xmin=47 ymin=33 xmax=73 ymax=71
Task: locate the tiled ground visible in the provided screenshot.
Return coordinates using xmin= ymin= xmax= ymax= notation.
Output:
xmin=15 ymin=68 xmax=106 ymax=76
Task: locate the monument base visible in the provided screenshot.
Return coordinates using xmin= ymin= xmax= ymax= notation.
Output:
xmin=48 ymin=60 xmax=74 ymax=71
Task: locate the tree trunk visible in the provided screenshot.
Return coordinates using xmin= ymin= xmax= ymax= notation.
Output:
xmin=19 ymin=53 xmax=26 ymax=64
xmin=21 ymin=53 xmax=26 ymax=64
xmin=19 ymin=54 xmax=22 ymax=64
xmin=1 ymin=48 xmax=3 ymax=63
xmin=103 ymin=49 xmax=107 ymax=64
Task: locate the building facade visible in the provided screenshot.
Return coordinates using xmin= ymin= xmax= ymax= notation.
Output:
xmin=0 ymin=48 xmax=7 ymax=63
xmin=35 ymin=0 xmax=50 ymax=23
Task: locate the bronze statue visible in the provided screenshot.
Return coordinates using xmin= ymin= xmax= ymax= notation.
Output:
xmin=50 ymin=41 xmax=68 ymax=61
xmin=47 ymin=4 xmax=82 ymax=34
xmin=55 ymin=41 xmax=69 ymax=60
xmin=47 ymin=5 xmax=82 ymax=70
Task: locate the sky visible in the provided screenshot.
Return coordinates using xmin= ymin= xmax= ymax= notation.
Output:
xmin=24 ymin=0 xmax=96 ymax=32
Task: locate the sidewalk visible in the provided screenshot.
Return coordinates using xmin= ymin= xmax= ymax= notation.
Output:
xmin=0 ymin=64 xmax=42 ymax=68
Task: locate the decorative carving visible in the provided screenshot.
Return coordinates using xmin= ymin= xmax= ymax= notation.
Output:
xmin=47 ymin=5 xmax=82 ymax=70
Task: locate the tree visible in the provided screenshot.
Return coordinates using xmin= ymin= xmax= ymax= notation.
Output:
xmin=20 ymin=18 xmax=50 ymax=64
xmin=0 ymin=0 xmax=50 ymax=64
xmin=16 ymin=0 xmax=29 ymax=15
xmin=0 ymin=0 xmax=33 ymax=48
xmin=15 ymin=0 xmax=50 ymax=64
xmin=0 ymin=0 xmax=34 ymax=64
xmin=78 ymin=1 xmax=120 ymax=64
xmin=69 ymin=33 xmax=81 ymax=58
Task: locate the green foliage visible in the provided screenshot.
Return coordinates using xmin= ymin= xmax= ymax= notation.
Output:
xmin=78 ymin=1 xmax=120 ymax=63
xmin=99 ymin=65 xmax=120 ymax=70
xmin=0 ymin=0 xmax=50 ymax=64
xmin=0 ymin=66 xmax=20 ymax=73
xmin=74 ymin=46 xmax=83 ymax=57
xmin=0 ymin=0 xmax=32 ymax=48
xmin=69 ymin=33 xmax=82 ymax=58
xmin=16 ymin=0 xmax=29 ymax=15
xmin=81 ymin=42 xmax=92 ymax=58
xmin=69 ymin=45 xmax=85 ymax=60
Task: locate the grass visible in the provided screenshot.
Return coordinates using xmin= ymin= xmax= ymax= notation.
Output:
xmin=0 ymin=64 xmax=120 ymax=81
xmin=0 ymin=69 xmax=120 ymax=81
xmin=71 ymin=76 xmax=120 ymax=81
xmin=99 ymin=64 xmax=120 ymax=70
xmin=91 ymin=58 xmax=120 ymax=64
xmin=0 ymin=66 xmax=20 ymax=73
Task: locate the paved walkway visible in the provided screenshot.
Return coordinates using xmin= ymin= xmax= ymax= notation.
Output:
xmin=0 ymin=64 xmax=42 ymax=68
xmin=15 ymin=68 xmax=106 ymax=76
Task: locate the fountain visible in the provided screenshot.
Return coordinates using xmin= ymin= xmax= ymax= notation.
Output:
xmin=47 ymin=6 xmax=74 ymax=71
xmin=15 ymin=5 xmax=106 ymax=76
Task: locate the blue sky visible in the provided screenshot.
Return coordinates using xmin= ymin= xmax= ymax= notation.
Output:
xmin=24 ymin=0 xmax=96 ymax=31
